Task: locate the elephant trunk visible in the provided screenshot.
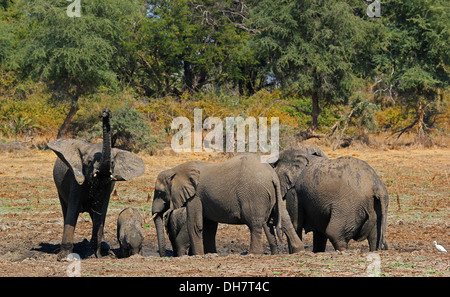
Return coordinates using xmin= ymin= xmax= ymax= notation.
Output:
xmin=99 ymin=108 xmax=112 ymax=176
xmin=153 ymin=213 xmax=166 ymax=257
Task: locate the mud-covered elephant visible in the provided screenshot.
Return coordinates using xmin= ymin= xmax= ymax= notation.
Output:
xmin=151 ymin=154 xmax=303 ymax=256
xmin=117 ymin=208 xmax=144 ymax=258
xmin=272 ymin=147 xmax=389 ymax=252
xmin=48 ymin=108 xmax=145 ymax=261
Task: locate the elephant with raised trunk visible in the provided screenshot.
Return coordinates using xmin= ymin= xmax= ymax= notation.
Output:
xmin=151 ymin=154 xmax=304 ymax=257
xmin=48 ymin=108 xmax=145 ymax=261
xmin=272 ymin=147 xmax=389 ymax=252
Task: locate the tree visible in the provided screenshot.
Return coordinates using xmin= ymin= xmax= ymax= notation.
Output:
xmin=376 ymin=0 xmax=449 ymax=143
xmin=137 ymin=0 xmax=257 ymax=96
xmin=249 ymin=0 xmax=375 ymax=138
xmin=16 ymin=0 xmax=143 ymax=138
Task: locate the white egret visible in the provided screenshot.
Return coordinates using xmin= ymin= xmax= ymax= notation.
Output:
xmin=434 ymin=241 xmax=447 ymax=253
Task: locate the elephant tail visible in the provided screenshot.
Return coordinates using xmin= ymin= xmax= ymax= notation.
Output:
xmin=273 ymin=176 xmax=284 ymax=242
xmin=374 ymin=179 xmax=389 ymax=250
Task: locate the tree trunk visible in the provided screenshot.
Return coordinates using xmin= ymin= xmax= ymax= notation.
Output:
xmin=57 ymin=101 xmax=79 ymax=139
xmin=183 ymin=60 xmax=194 ymax=91
xmin=416 ymin=100 xmax=425 ymax=142
xmin=308 ymin=91 xmax=320 ymax=133
xmin=296 ymin=91 xmax=322 ymax=141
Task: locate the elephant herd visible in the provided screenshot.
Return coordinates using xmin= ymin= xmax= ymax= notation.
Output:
xmin=47 ymin=109 xmax=388 ymax=261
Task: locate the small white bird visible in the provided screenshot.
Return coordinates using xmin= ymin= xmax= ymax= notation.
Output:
xmin=434 ymin=241 xmax=447 ymax=253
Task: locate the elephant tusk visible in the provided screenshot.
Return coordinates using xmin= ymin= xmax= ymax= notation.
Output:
xmin=110 ymin=175 xmax=117 ymax=181
xmin=150 ymin=213 xmax=158 ymax=221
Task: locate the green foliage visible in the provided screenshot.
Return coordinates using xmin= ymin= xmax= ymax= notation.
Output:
xmin=250 ymin=0 xmax=368 ymax=101
xmin=373 ymin=0 xmax=449 ymax=137
xmin=16 ymin=0 xmax=143 ymax=96
xmin=0 ymin=0 xmax=448 ymax=146
xmin=0 ymin=81 xmax=66 ymax=136
xmin=78 ymin=105 xmax=160 ymax=154
xmin=0 ymin=115 xmax=40 ymax=138
xmin=135 ymin=0 xmax=257 ymax=95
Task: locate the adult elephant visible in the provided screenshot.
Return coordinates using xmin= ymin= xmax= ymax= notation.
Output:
xmin=272 ymin=147 xmax=389 ymax=252
xmin=151 ymin=154 xmax=304 ymax=256
xmin=48 ymin=108 xmax=145 ymax=261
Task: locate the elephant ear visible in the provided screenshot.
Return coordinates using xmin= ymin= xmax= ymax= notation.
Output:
xmin=111 ymin=148 xmax=145 ymax=181
xmin=303 ymin=146 xmax=327 ymax=158
xmin=47 ymin=139 xmax=89 ymax=185
xmin=274 ymin=151 xmax=310 ymax=197
xmin=169 ymin=162 xmax=200 ymax=209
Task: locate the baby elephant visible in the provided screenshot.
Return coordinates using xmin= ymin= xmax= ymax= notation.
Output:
xmin=117 ymin=208 xmax=144 ymax=258
xmin=165 ymin=208 xmax=190 ymax=257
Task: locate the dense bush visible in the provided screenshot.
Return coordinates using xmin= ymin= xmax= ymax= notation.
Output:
xmin=78 ymin=105 xmax=161 ymax=154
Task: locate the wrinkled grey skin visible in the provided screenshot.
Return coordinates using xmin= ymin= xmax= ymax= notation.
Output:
xmin=271 ymin=147 xmax=328 ymax=236
xmin=272 ymin=147 xmax=389 ymax=252
xmin=48 ymin=108 xmax=145 ymax=261
xmin=152 ymin=154 xmax=303 ymax=257
xmin=165 ymin=208 xmax=191 ymax=257
xmin=165 ymin=207 xmax=279 ymax=256
xmin=117 ymin=208 xmax=144 ymax=257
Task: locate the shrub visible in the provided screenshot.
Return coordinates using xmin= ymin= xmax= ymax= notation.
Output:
xmin=78 ymin=105 xmax=160 ymax=154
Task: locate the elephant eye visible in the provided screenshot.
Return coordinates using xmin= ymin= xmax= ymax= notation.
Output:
xmin=155 ymin=189 xmax=165 ymax=197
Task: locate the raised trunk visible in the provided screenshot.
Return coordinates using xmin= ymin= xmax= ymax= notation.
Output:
xmin=154 ymin=214 xmax=166 ymax=257
xmin=99 ymin=108 xmax=112 ymax=175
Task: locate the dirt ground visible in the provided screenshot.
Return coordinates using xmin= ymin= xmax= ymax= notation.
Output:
xmin=0 ymin=146 xmax=448 ymax=277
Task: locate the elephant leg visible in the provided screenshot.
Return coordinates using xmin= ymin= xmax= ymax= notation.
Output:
xmin=331 ymin=240 xmax=348 ymax=251
xmin=280 ymin=206 xmax=304 ymax=253
xmin=90 ymin=212 xmax=105 ymax=258
xmin=248 ymin=224 xmax=264 ymax=254
xmin=263 ymin=223 xmax=278 ymax=255
xmin=203 ymin=219 xmax=218 ymax=254
xmin=175 ymin=238 xmax=187 ymax=257
xmin=312 ymin=231 xmax=327 ymax=253
xmin=58 ymin=191 xmax=80 ymax=261
xmin=367 ymin=224 xmax=377 ymax=252
xmin=186 ymin=198 xmax=204 ymax=255
xmin=59 ymin=223 xmax=77 ymax=261
xmin=325 ymin=221 xmax=348 ymax=252
xmin=89 ymin=198 xmax=110 ymax=258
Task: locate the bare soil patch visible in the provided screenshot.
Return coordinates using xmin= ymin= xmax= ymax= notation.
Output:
xmin=0 ymin=147 xmax=448 ymax=277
